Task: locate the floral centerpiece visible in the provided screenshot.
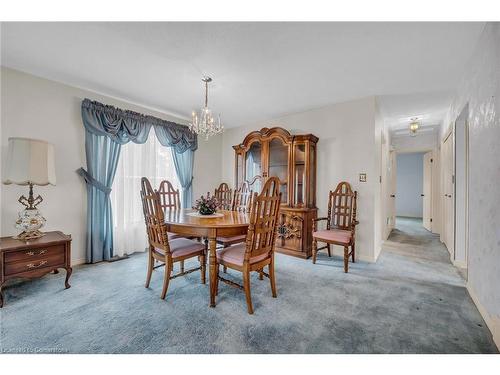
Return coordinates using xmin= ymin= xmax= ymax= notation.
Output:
xmin=193 ymin=193 xmax=219 ymax=215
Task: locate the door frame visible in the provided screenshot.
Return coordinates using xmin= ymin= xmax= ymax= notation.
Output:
xmin=453 ymin=104 xmax=470 ymax=275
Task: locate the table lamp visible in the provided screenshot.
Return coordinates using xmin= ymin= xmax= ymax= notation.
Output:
xmin=3 ymin=137 xmax=56 ymax=240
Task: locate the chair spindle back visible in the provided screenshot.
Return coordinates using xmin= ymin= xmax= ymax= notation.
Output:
xmin=245 ymin=177 xmax=281 ymax=261
xmin=157 ymin=180 xmax=181 ymax=210
xmin=231 ymin=181 xmax=253 ymax=213
xmin=214 ymin=182 xmax=233 ymax=210
xmin=327 ymin=181 xmax=357 ymax=230
xmin=140 ymin=177 xmax=171 ymax=255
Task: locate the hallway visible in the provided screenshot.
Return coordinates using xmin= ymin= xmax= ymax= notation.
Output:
xmin=378 ymin=216 xmax=497 ymax=352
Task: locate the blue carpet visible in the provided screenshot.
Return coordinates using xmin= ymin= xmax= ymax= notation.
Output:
xmin=0 ymin=218 xmax=497 ymax=353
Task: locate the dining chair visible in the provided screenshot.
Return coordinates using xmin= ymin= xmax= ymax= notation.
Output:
xmin=216 ymin=177 xmax=281 ymax=314
xmin=214 ymin=182 xmax=233 ymax=210
xmin=217 ymin=182 xmax=253 ymax=273
xmin=140 ymin=177 xmax=206 ymax=300
xmin=311 ymin=181 xmax=358 ymax=273
xmin=157 ymin=179 xmax=193 ymax=273
xmin=217 ymin=182 xmax=253 ymax=246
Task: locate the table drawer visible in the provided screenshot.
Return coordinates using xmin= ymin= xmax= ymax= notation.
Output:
xmin=4 ymin=244 xmax=65 ymax=264
xmin=4 ymin=252 xmax=65 ymax=276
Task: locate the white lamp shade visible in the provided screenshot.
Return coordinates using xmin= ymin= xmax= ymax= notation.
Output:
xmin=3 ymin=137 xmax=56 ymax=186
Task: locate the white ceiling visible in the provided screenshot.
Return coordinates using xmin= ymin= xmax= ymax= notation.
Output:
xmin=1 ymin=22 xmax=485 ymax=128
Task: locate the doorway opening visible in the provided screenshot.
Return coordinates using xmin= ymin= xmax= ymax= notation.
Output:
xmin=394 ymin=151 xmax=435 ymax=232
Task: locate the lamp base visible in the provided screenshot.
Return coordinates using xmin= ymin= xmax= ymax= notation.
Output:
xmin=14 ymin=207 xmax=47 ymax=241
xmin=13 ymin=230 xmax=46 ymax=241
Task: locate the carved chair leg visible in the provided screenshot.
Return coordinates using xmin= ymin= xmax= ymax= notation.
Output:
xmin=312 ymin=238 xmax=318 ymax=264
xmin=343 ymin=246 xmax=349 ymax=273
xmin=180 ymin=260 xmax=185 ymax=273
xmin=269 ymin=260 xmax=277 ymax=298
xmin=161 ymin=261 xmax=173 ymax=300
xmin=145 ymin=250 xmax=154 ymax=288
xmin=200 ymin=253 xmax=206 ymax=284
xmin=259 ymin=268 xmax=264 ymax=280
xmin=223 ymin=265 xmax=227 ymax=273
xmin=327 ymin=244 xmax=331 ymax=257
xmin=351 ymin=242 xmax=355 ymax=263
xmin=0 ymin=284 xmax=3 ymax=308
xmin=243 ymin=270 xmax=254 ymax=314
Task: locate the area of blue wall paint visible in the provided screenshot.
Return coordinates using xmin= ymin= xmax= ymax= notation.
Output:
xmin=396 ymin=152 xmax=424 ymax=218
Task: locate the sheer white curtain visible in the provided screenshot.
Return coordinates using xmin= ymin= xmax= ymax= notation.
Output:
xmin=111 ymin=135 xmax=180 ymax=257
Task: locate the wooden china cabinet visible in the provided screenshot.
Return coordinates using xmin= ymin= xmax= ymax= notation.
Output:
xmin=233 ymin=127 xmax=318 ymax=258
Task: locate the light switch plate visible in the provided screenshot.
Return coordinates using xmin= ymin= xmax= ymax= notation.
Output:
xmin=359 ymin=173 xmax=367 ymax=182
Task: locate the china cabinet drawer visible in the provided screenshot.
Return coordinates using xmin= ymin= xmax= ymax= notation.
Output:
xmin=4 ymin=252 xmax=65 ymax=276
xmin=4 ymin=244 xmax=65 ymax=264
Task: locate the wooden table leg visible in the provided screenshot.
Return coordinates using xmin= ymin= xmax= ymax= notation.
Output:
xmin=208 ymin=233 xmax=217 ymax=307
xmin=0 ymin=283 xmax=4 ymax=308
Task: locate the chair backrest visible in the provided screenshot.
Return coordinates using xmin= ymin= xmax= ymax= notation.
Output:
xmin=327 ymin=181 xmax=357 ymax=231
xmin=157 ymin=180 xmax=181 ymax=210
xmin=140 ymin=177 xmax=171 ymax=254
xmin=214 ymin=182 xmax=233 ymax=210
xmin=244 ymin=177 xmax=281 ymax=262
xmin=231 ymin=181 xmax=253 ymax=213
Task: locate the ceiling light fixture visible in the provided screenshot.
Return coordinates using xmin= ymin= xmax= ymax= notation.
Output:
xmin=189 ymin=77 xmax=223 ymax=140
xmin=409 ymin=118 xmax=420 ymax=137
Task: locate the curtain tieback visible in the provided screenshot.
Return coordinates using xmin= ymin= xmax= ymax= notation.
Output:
xmin=77 ymin=168 xmax=112 ymax=195
xmin=181 ymin=177 xmax=193 ymax=190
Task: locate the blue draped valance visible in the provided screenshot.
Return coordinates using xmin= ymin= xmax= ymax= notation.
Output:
xmin=81 ymin=98 xmax=197 ymax=153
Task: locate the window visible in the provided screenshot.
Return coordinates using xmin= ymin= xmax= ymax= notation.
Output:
xmin=111 ymin=135 xmax=180 ymax=257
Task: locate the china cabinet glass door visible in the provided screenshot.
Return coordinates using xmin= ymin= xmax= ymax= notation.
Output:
xmin=268 ymin=138 xmax=289 ymax=204
xmin=293 ymin=143 xmax=306 ymax=206
xmin=245 ymin=141 xmax=262 ymax=192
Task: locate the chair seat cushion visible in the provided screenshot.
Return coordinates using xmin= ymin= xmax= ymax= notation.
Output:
xmin=155 ymin=238 xmax=205 ymax=260
xmin=216 ymin=243 xmax=269 ymax=266
xmin=216 ymin=234 xmax=246 ymax=245
xmin=313 ymin=229 xmax=352 ymax=245
xmin=168 ymin=232 xmax=182 ymax=240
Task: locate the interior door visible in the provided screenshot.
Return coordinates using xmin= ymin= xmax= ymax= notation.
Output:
xmin=443 ymin=134 xmax=454 ymax=255
xmin=422 ymin=151 xmax=433 ymax=231
xmin=388 ymin=151 xmax=397 ymax=230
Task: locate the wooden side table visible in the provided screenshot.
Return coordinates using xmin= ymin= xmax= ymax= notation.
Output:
xmin=0 ymin=231 xmax=72 ymax=307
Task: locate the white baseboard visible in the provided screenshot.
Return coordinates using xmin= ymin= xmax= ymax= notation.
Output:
xmin=450 ymin=254 xmax=467 ymax=269
xmin=320 ymin=246 xmax=376 ymax=263
xmin=71 ymin=258 xmax=86 ymax=266
xmin=466 ymin=283 xmax=500 ymax=350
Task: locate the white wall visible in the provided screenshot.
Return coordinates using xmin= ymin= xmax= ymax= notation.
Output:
xmin=440 ymin=22 xmax=500 ymax=348
xmin=0 ymin=67 xmax=222 ymax=265
xmin=391 ymin=131 xmax=438 ymax=153
xmin=221 ymin=96 xmax=379 ymax=262
xmin=395 ymin=152 xmax=424 ymax=218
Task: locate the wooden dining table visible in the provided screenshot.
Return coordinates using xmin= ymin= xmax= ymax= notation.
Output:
xmin=164 ymin=209 xmax=250 ymax=307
